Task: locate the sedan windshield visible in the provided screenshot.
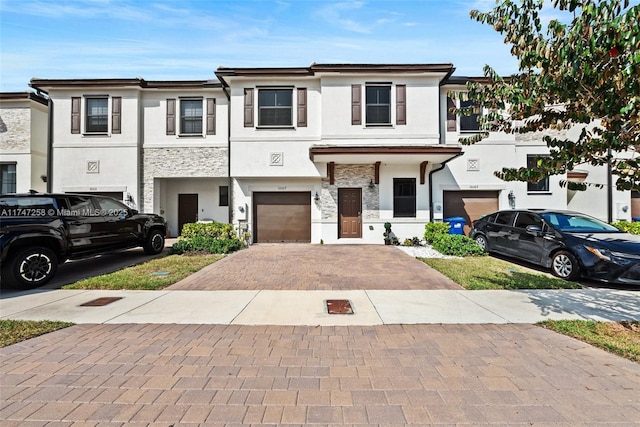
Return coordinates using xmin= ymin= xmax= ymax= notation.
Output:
xmin=540 ymin=212 xmax=620 ymax=233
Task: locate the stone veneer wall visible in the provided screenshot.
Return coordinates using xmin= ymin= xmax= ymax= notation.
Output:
xmin=141 ymin=147 xmax=228 ymax=211
xmin=0 ymin=108 xmax=30 ymax=151
xmin=320 ymin=164 xmax=379 ymax=220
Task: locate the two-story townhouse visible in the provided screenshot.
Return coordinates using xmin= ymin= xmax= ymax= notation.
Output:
xmin=29 ymin=79 xmax=229 ymax=236
xmin=438 ymin=76 xmax=636 ymax=230
xmin=216 ymin=64 xmax=465 ymax=244
xmin=0 ymin=92 xmax=49 ymax=194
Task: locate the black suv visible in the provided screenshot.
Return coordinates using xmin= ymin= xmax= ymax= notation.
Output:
xmin=1 ymin=192 xmax=167 ymax=289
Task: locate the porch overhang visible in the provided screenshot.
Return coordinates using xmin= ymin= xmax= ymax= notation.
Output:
xmin=309 ymin=145 xmax=463 ymax=165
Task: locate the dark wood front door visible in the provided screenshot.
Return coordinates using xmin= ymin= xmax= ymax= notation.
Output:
xmin=178 ymin=193 xmax=198 ymax=236
xmin=338 ymin=188 xmax=362 ymax=238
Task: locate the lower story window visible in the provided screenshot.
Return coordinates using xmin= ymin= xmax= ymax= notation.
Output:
xmin=219 ymin=186 xmax=229 ymax=206
xmin=0 ymin=163 xmax=17 ymax=194
xmin=393 ymin=178 xmax=416 ymax=217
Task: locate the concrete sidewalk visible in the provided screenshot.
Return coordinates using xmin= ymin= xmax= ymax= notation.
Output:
xmin=2 ymin=288 xmax=638 ymax=325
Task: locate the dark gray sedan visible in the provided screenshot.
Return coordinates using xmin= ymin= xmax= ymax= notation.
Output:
xmin=469 ymin=209 xmax=640 ymax=284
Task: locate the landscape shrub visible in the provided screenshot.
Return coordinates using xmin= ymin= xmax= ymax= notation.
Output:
xmin=424 ymin=222 xmax=451 ymax=243
xmin=171 ymin=222 xmax=243 ymax=255
xmin=430 ymin=234 xmax=486 ymax=257
xmin=612 ymin=221 xmax=640 ymax=235
xmin=180 ymin=222 xmax=235 ymax=240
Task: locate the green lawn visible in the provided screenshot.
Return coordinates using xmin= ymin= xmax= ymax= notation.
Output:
xmin=63 ymin=253 xmax=224 ymax=290
xmin=541 ymin=320 xmax=640 ymax=363
xmin=421 ymin=256 xmax=581 ymax=290
xmin=0 ymin=320 xmax=74 ymax=348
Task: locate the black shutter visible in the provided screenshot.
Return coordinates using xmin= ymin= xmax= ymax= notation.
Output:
xmin=396 ymin=85 xmax=406 ymax=125
xmin=297 ymin=88 xmax=307 ymax=127
xmin=111 ymin=97 xmax=121 ymax=134
xmin=207 ymin=98 xmax=216 ymax=135
xmin=166 ymin=99 xmax=176 ymax=135
xmin=244 ymin=89 xmax=254 ymax=127
xmin=351 ymin=85 xmax=361 ymax=125
xmin=71 ymin=97 xmax=81 ymax=134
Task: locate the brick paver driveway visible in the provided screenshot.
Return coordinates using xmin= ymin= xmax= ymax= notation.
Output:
xmin=2 ymin=323 xmax=640 ymax=425
xmin=169 ymin=244 xmax=462 ymax=291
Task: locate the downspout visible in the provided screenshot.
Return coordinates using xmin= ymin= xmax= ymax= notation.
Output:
xmin=428 ymin=152 xmax=464 ymax=222
xmin=220 ymin=80 xmax=232 ymax=226
xmin=46 ymin=97 xmax=53 ymax=193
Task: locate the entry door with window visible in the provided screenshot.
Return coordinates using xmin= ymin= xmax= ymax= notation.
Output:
xmin=338 ymin=188 xmax=362 ymax=238
xmin=178 ymin=194 xmax=198 ymax=236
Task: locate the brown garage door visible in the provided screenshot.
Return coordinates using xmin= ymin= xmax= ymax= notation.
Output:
xmin=443 ymin=190 xmax=499 ymax=235
xmin=253 ymin=192 xmax=311 ymax=243
xmin=632 ymin=191 xmax=640 ymax=220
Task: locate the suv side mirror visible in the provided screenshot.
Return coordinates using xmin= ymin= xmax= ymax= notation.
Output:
xmin=129 ymin=209 xmax=138 ymax=216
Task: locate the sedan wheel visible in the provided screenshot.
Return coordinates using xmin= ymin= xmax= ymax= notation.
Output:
xmin=475 ymin=235 xmax=489 ymax=252
xmin=551 ymin=251 xmax=580 ymax=281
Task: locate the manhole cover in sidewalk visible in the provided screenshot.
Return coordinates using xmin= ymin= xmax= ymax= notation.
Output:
xmin=326 ymin=299 xmax=354 ymax=314
xmin=80 ymin=297 xmax=123 ymax=307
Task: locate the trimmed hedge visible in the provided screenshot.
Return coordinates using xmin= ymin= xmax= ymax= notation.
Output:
xmin=170 ymin=222 xmax=243 ymax=255
xmin=424 ymin=221 xmax=485 ymax=257
xmin=430 ymin=234 xmax=486 ymax=257
xmin=612 ymin=221 xmax=640 ymax=235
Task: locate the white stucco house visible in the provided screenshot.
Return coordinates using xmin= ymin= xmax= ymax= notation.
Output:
xmin=0 ymin=92 xmax=49 ymax=194
xmin=27 ymin=63 xmax=637 ymax=242
xmin=28 ymin=79 xmax=230 ymax=237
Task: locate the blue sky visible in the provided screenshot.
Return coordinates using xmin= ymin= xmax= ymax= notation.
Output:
xmin=0 ymin=0 xmax=568 ymax=91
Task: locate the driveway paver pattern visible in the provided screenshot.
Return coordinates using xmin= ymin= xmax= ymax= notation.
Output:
xmin=169 ymin=244 xmax=462 ymax=291
xmin=2 ymin=323 xmax=640 ymax=425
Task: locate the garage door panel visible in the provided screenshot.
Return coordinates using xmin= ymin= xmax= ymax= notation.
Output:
xmin=254 ymin=192 xmax=311 ymax=243
xmin=632 ymin=191 xmax=640 ymax=219
xmin=443 ymin=191 xmax=499 ymax=235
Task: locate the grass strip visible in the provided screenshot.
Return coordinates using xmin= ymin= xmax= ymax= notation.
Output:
xmin=0 ymin=320 xmax=74 ymax=348
xmin=541 ymin=320 xmax=640 ymax=363
xmin=63 ymin=253 xmax=223 ymax=290
xmin=420 ymin=256 xmax=581 ymax=290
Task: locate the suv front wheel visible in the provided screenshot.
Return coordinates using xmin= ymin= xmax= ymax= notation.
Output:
xmin=6 ymin=247 xmax=58 ymax=289
xmin=144 ymin=229 xmax=165 ymax=255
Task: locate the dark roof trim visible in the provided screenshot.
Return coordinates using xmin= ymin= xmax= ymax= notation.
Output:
xmin=29 ymin=78 xmax=221 ymax=90
xmin=444 ymin=75 xmax=511 ymax=85
xmin=309 ymin=145 xmax=462 ymax=161
xmin=216 ymin=63 xmax=456 ymax=87
xmin=0 ymin=91 xmax=48 ymax=106
xmin=311 ymin=63 xmax=454 ymax=74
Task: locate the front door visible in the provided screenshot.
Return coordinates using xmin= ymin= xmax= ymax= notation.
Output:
xmin=338 ymin=188 xmax=362 ymax=238
xmin=178 ymin=193 xmax=198 ymax=236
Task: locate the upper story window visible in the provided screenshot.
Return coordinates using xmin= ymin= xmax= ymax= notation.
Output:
xmin=527 ymin=155 xmax=550 ymax=192
xmin=71 ymin=96 xmax=121 ymax=135
xmin=365 ymin=85 xmax=391 ymax=125
xmin=180 ymin=99 xmax=203 ymax=135
xmin=459 ymin=99 xmax=480 ymax=132
xmin=85 ymin=97 xmax=108 ymax=133
xmin=258 ymin=89 xmax=292 ymax=126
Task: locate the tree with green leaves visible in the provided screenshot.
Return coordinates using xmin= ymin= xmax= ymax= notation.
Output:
xmin=455 ymin=0 xmax=639 ymax=192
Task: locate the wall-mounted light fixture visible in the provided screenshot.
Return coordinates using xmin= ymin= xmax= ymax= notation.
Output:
xmin=314 ymin=191 xmax=320 ymax=202
xmin=368 ymin=179 xmax=375 ymax=190
xmin=508 ymin=190 xmax=516 ymax=209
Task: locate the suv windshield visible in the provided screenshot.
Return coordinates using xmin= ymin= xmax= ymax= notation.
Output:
xmin=541 ymin=212 xmax=620 ymax=233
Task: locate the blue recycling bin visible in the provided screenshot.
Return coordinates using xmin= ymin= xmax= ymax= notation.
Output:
xmin=633 ymin=217 xmax=640 ymax=222
xmin=444 ymin=217 xmax=466 ymax=235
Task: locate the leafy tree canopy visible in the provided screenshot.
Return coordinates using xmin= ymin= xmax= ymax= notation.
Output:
xmin=454 ymin=0 xmax=639 ymax=191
